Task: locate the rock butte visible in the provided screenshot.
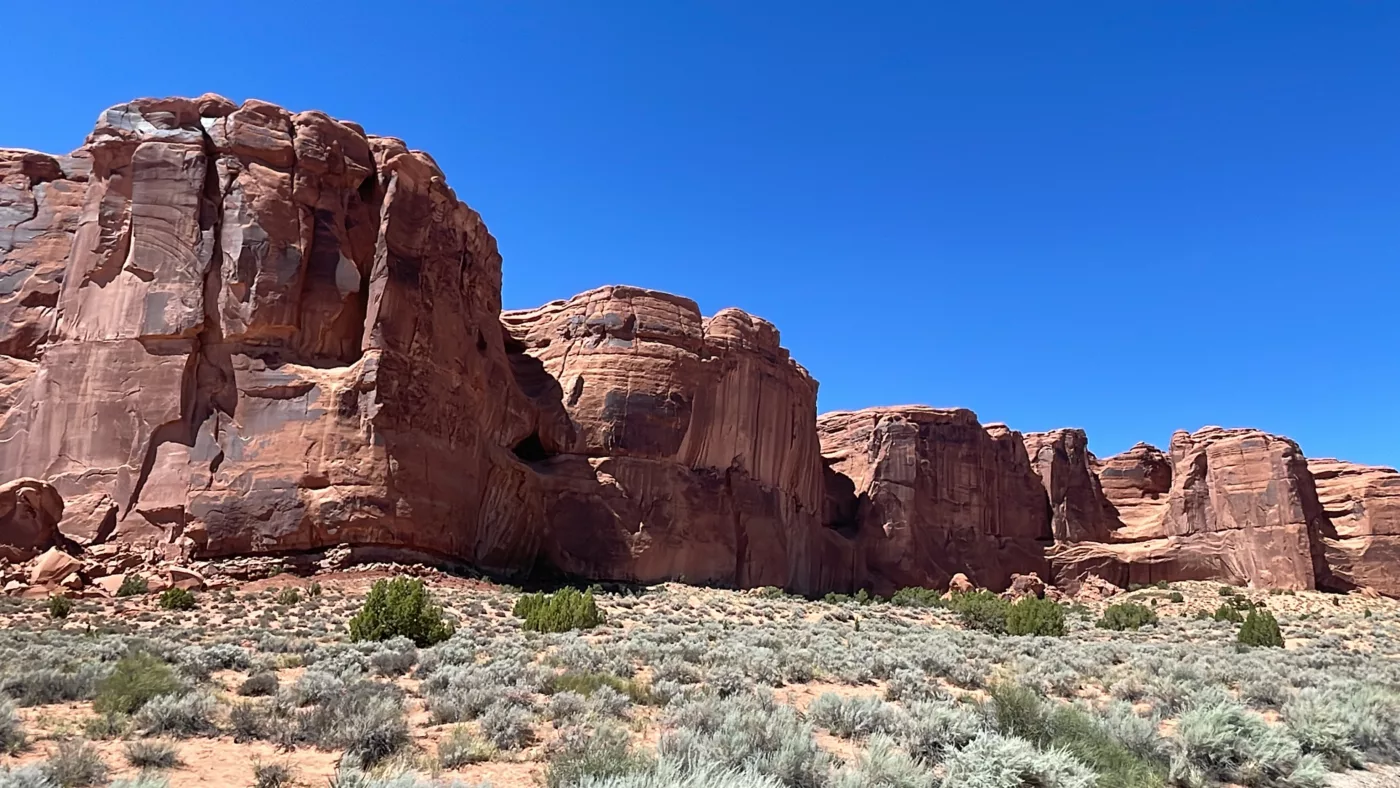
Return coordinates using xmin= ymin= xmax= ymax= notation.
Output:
xmin=0 ymin=96 xmax=1394 ymax=597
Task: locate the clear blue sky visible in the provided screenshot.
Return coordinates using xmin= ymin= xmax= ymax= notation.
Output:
xmin=5 ymin=2 xmax=1397 ymax=466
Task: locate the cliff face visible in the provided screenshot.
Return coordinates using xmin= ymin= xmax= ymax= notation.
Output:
xmin=816 ymin=408 xmax=1050 ymax=596
xmin=1309 ymin=459 xmax=1400 ymax=596
xmin=501 ymin=286 xmax=839 ymax=593
xmin=0 ymin=96 xmax=552 ymax=573
xmin=1 ymin=95 xmax=1393 ymax=596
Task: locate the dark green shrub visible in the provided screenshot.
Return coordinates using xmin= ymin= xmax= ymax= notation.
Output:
xmin=1364 ymin=608 xmax=1373 ymax=619
xmin=1006 ymin=596 xmax=1066 ymax=637
xmin=93 ymin=653 xmax=180 ymax=715
xmin=1237 ymin=609 xmax=1284 ymax=648
xmin=117 ymin=575 xmax=148 ymax=597
xmin=1097 ymin=602 xmax=1158 ymax=631
xmin=1167 ymin=591 xmax=1184 ymax=603
xmin=307 ymin=581 xmax=323 ymax=598
xmin=47 ymin=595 xmax=73 ymax=620
xmin=948 ymin=590 xmax=1011 ymax=634
xmin=823 ymin=592 xmax=852 ymax=604
xmin=1218 ymin=585 xmax=1237 ymax=597
xmin=274 ymin=587 xmax=302 ymax=606
xmin=1153 ymin=580 xmax=1170 ymax=589
xmin=158 ymin=588 xmax=196 ymax=610
xmin=1227 ymin=594 xmax=1256 ymax=611
xmin=891 ymin=587 xmax=945 ymax=608
xmin=513 ymin=587 xmax=604 ymax=633
xmin=348 ymin=577 xmax=454 ymax=646
xmin=1212 ymin=604 xmax=1244 ymax=624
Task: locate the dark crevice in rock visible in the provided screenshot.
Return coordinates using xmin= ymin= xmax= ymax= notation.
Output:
xmin=512 ymin=431 xmax=553 ymax=463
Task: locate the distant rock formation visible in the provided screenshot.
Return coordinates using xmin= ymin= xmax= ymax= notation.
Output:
xmin=1 ymin=95 xmax=1394 ymax=596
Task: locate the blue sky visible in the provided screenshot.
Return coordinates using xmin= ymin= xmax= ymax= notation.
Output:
xmin=5 ymin=2 xmax=1397 ymax=466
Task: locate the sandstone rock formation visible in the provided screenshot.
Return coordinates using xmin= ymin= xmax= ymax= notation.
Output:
xmin=1 ymin=94 xmax=1393 ymax=598
xmin=501 ymin=286 xmax=844 ymax=593
xmin=0 ymin=478 xmax=66 ymax=561
xmin=0 ymin=95 xmax=554 ymax=573
xmin=1309 ymin=459 xmax=1400 ymax=596
xmin=1051 ymin=427 xmax=1329 ymax=591
xmin=817 ymin=407 xmax=1051 ymax=595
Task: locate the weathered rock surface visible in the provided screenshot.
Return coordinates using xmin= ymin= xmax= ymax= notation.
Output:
xmin=1310 ymin=459 xmax=1400 ymax=596
xmin=29 ymin=546 xmax=82 ymax=586
xmin=1024 ymin=429 xmax=1116 ymax=543
xmin=817 ymin=407 xmax=1051 ymax=595
xmin=1050 ymin=427 xmax=1329 ymax=590
xmin=0 ymin=95 xmax=551 ymax=572
xmin=0 ymin=478 xmax=65 ymax=561
xmin=501 ymin=286 xmax=841 ymax=592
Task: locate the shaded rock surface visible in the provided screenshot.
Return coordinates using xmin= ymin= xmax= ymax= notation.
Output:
xmin=0 ymin=478 xmax=66 ymax=561
xmin=1310 ymin=458 xmax=1400 ymax=596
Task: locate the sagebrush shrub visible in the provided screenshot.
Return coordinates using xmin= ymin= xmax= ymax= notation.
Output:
xmin=237 ymin=672 xmax=278 ymax=697
xmin=0 ymin=698 xmax=26 ymax=755
xmin=1097 ymin=602 xmax=1158 ymax=631
xmin=348 ymin=577 xmax=454 ymax=647
xmin=1006 ymin=597 xmax=1066 ymax=637
xmin=123 ymin=739 xmax=181 ymax=769
xmin=1213 ymin=604 xmax=1245 ymax=624
xmin=545 ymin=722 xmax=650 ymax=788
xmin=807 ymin=693 xmax=906 ymax=739
xmin=43 ymin=739 xmax=108 ymax=787
xmin=891 ymin=587 xmax=945 ymax=608
xmin=438 ymin=725 xmax=494 ymax=768
xmin=1238 ymin=610 xmax=1284 ymax=648
xmin=514 ymin=588 xmax=605 ymax=633
xmin=133 ymin=692 xmax=216 ymax=737
xmin=93 ymin=653 xmax=181 ymax=715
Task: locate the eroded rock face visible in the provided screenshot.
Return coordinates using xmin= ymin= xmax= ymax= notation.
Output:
xmin=1310 ymin=458 xmax=1400 ymax=596
xmin=1050 ymin=427 xmax=1330 ymax=590
xmin=0 ymin=95 xmax=549 ymax=571
xmin=0 ymin=478 xmax=65 ymax=561
xmin=1024 ymin=429 xmax=1116 ymax=543
xmin=501 ymin=286 xmax=840 ymax=592
xmin=817 ymin=407 xmax=1051 ymax=595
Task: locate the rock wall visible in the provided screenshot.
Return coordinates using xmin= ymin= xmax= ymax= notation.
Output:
xmin=1049 ymin=427 xmax=1330 ymax=591
xmin=0 ymin=96 xmax=551 ymax=573
xmin=817 ymin=407 xmax=1051 ymax=595
xmin=501 ymin=286 xmax=842 ymax=592
xmin=1 ymin=94 xmax=1393 ymax=597
xmin=1310 ymin=459 xmax=1400 ymax=596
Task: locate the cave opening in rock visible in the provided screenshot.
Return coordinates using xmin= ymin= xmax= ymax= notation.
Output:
xmin=512 ymin=431 xmax=552 ymax=463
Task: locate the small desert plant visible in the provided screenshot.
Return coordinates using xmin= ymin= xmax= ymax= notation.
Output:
xmin=942 ymin=732 xmax=1095 ymax=788
xmin=546 ymin=671 xmax=653 ymax=705
xmin=43 ymin=739 xmax=108 ymax=787
xmin=808 ymin=693 xmax=906 ymax=739
xmin=1169 ymin=699 xmax=1321 ymax=787
xmin=1168 ymin=591 xmax=1185 ymax=603
xmin=123 ymin=740 xmax=181 ymax=769
xmin=479 ymin=702 xmax=536 ymax=750
xmin=438 ymin=725 xmax=495 ymax=768
xmin=117 ymin=576 xmax=149 ymax=597
xmin=251 ymin=759 xmax=295 ymax=788
xmin=132 ymin=692 xmax=216 ymax=737
xmin=546 ymin=722 xmax=653 ymax=788
xmin=237 ymin=672 xmax=279 ymax=697
xmin=1237 ymin=610 xmax=1284 ymax=648
xmin=93 ymin=653 xmax=181 ymax=715
xmin=157 ymin=588 xmax=195 ymax=611
xmin=515 ymin=587 xmax=605 ymax=633
xmin=307 ymin=581 xmax=323 ymax=598
xmin=1097 ymin=602 xmax=1158 ymax=631
xmin=1006 ymin=597 xmax=1066 ymax=637
xmin=274 ymin=587 xmax=302 ymax=606
xmin=348 ymin=577 xmax=454 ymax=646
xmin=1 ymin=698 xmax=26 ymax=754
xmin=47 ymin=596 xmax=73 ymax=620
